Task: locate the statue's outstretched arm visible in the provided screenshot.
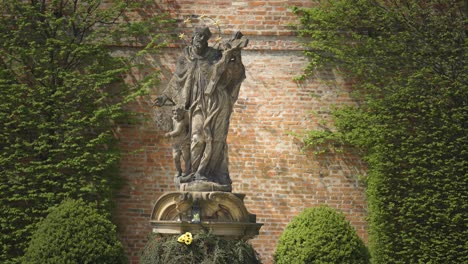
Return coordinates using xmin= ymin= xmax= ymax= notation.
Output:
xmin=153 ymin=77 xmax=177 ymax=107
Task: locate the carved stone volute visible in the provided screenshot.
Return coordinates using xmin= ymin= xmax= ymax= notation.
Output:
xmin=150 ymin=192 xmax=262 ymax=239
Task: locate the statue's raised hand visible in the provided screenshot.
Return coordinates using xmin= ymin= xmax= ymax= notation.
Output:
xmin=153 ymin=95 xmax=168 ymax=107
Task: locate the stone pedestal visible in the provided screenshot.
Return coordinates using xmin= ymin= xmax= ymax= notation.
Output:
xmin=150 ymin=192 xmax=262 ymax=239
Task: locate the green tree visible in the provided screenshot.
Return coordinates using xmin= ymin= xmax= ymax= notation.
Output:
xmin=274 ymin=206 xmax=369 ymax=264
xmin=23 ymin=199 xmax=126 ymax=264
xmin=294 ymin=1 xmax=467 ymax=263
xmin=0 ymin=1 xmax=171 ymax=262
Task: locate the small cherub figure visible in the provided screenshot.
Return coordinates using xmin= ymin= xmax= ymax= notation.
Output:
xmin=165 ymin=106 xmax=191 ymax=178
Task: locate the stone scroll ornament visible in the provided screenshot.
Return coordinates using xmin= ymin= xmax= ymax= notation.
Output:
xmin=154 ymin=18 xmax=248 ymax=192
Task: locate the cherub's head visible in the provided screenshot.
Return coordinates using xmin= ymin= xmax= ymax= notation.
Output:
xmin=172 ymin=106 xmax=186 ymax=121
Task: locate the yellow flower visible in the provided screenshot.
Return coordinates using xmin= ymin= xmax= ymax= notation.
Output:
xmin=178 ymin=33 xmax=186 ymax=40
xmin=215 ymin=36 xmax=222 ymax=43
xmin=213 ymin=19 xmax=220 ymax=26
xmin=177 ymin=232 xmax=193 ymax=245
xmin=183 ymin=18 xmax=192 ymax=25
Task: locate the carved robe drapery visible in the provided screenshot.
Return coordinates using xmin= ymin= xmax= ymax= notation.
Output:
xmin=161 ymin=43 xmax=246 ymax=187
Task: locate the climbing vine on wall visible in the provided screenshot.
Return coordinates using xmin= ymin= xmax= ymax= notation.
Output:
xmin=294 ymin=0 xmax=467 ymax=263
xmin=0 ymin=1 xmax=173 ymax=262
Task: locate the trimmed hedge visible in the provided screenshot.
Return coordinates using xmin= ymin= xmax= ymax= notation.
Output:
xmin=0 ymin=1 xmax=172 ymax=262
xmin=274 ymin=206 xmax=369 ymax=264
xmin=22 ymin=199 xmax=126 ymax=264
xmin=293 ymin=1 xmax=467 ymax=262
xmin=140 ymin=231 xmax=261 ymax=264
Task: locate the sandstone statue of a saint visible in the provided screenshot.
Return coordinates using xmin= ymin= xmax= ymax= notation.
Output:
xmin=154 ymin=27 xmax=248 ymax=192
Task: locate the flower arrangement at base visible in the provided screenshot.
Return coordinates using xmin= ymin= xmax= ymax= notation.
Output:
xmin=177 ymin=232 xmax=193 ymax=245
xmin=140 ymin=230 xmax=261 ymax=264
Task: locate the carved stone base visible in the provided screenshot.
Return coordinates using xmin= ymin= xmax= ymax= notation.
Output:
xmin=150 ymin=192 xmax=262 ymax=239
xmin=179 ymin=180 xmax=232 ymax=192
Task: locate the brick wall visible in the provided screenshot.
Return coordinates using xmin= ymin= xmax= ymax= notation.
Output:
xmin=113 ymin=1 xmax=368 ymax=263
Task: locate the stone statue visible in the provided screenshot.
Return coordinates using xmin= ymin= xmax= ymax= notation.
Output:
xmin=154 ymin=27 xmax=248 ymax=192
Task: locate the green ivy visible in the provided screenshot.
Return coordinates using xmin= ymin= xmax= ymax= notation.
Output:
xmin=0 ymin=1 xmax=173 ymax=263
xmin=294 ymin=1 xmax=467 ymax=263
xmin=302 ymin=129 xmax=344 ymax=154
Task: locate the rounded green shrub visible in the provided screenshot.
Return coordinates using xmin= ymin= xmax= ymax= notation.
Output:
xmin=274 ymin=205 xmax=369 ymax=264
xmin=140 ymin=231 xmax=261 ymax=264
xmin=22 ymin=199 xmax=126 ymax=264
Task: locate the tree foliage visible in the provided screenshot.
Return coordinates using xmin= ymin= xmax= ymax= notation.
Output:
xmin=274 ymin=205 xmax=370 ymax=264
xmin=294 ymin=1 xmax=467 ymax=263
xmin=23 ymin=199 xmax=126 ymax=264
xmin=0 ymin=1 xmax=172 ymax=262
xmin=140 ymin=231 xmax=261 ymax=264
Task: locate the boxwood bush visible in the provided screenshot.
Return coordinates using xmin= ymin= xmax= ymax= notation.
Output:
xmin=22 ymin=199 xmax=126 ymax=264
xmin=274 ymin=206 xmax=369 ymax=264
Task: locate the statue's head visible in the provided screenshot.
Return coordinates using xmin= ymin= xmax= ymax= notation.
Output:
xmin=173 ymin=106 xmax=186 ymax=121
xmin=192 ymin=27 xmax=211 ymax=54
